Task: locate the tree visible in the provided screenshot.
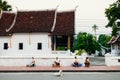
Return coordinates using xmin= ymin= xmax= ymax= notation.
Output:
xmin=0 ymin=0 xmax=12 ymax=11
xmin=72 ymin=32 xmax=101 ymax=55
xmin=112 ymin=26 xmax=120 ymax=36
xmin=105 ymin=0 xmax=120 ymax=36
xmin=92 ymin=24 xmax=98 ymax=37
xmin=98 ymin=34 xmax=111 ymax=48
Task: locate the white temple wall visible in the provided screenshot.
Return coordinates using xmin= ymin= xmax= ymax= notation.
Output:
xmin=0 ymin=33 xmax=51 ymax=55
xmin=0 ymin=36 xmax=10 ymax=54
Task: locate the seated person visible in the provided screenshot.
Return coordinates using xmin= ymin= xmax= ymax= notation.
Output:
xmin=73 ymin=56 xmax=79 ymax=67
xmin=27 ymin=57 xmax=36 ymax=67
xmin=53 ymin=57 xmax=60 ymax=67
xmin=84 ymin=57 xmax=90 ymax=67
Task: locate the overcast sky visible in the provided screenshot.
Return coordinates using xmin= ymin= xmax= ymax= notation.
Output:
xmin=6 ymin=0 xmax=117 ymax=35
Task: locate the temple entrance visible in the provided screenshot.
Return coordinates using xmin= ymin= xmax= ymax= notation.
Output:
xmin=52 ymin=35 xmax=73 ymax=50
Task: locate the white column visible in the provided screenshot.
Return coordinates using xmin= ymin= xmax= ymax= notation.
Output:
xmin=48 ymin=35 xmax=52 ymax=51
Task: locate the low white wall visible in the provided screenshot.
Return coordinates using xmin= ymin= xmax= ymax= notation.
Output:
xmin=0 ymin=54 xmax=86 ymax=66
xmin=105 ymin=53 xmax=120 ymax=66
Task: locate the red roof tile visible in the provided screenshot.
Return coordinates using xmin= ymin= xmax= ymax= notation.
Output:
xmin=0 ymin=12 xmax=15 ymax=35
xmin=11 ymin=10 xmax=55 ymax=33
xmin=0 ymin=10 xmax=74 ymax=36
xmin=52 ymin=11 xmax=75 ymax=35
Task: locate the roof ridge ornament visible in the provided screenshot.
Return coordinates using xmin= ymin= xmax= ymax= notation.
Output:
xmin=74 ymin=5 xmax=79 ymax=11
xmin=51 ymin=5 xmax=59 ymax=32
xmin=6 ymin=7 xmax=18 ymax=32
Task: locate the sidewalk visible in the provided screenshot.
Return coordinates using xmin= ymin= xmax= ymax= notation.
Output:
xmin=0 ymin=66 xmax=120 ymax=72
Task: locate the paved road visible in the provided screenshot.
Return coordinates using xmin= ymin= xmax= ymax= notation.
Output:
xmin=89 ymin=57 xmax=105 ymax=66
xmin=0 ymin=72 xmax=120 ymax=80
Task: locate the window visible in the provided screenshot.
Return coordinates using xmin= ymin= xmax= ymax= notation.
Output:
xmin=37 ymin=43 xmax=42 ymax=50
xmin=4 ymin=43 xmax=8 ymax=50
xmin=19 ymin=43 xmax=23 ymax=50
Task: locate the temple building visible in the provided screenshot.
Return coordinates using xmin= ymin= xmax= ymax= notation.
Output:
xmin=0 ymin=10 xmax=75 ymax=55
xmin=108 ymin=36 xmax=120 ymax=56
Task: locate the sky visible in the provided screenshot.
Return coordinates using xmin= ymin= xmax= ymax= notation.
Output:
xmin=6 ymin=0 xmax=117 ymax=35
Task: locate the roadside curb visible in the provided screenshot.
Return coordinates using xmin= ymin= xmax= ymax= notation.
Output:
xmin=0 ymin=70 xmax=120 ymax=72
xmin=0 ymin=66 xmax=120 ymax=72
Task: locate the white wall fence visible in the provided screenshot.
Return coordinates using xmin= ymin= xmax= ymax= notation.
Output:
xmin=105 ymin=53 xmax=120 ymax=66
xmin=3 ymin=52 xmax=120 ymax=66
xmin=0 ymin=54 xmax=86 ymax=66
xmin=52 ymin=51 xmax=70 ymax=55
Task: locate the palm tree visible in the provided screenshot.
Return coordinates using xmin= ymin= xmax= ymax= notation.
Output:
xmin=92 ymin=24 xmax=98 ymax=36
xmin=0 ymin=0 xmax=12 ymax=11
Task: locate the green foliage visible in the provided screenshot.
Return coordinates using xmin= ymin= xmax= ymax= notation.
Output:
xmin=112 ymin=27 xmax=120 ymax=36
xmin=105 ymin=0 xmax=120 ymax=36
xmin=98 ymin=34 xmax=111 ymax=48
xmin=76 ymin=49 xmax=87 ymax=55
xmin=105 ymin=0 xmax=120 ymax=27
xmin=0 ymin=0 xmax=12 ymax=11
xmin=73 ymin=32 xmax=101 ymax=55
xmin=57 ymin=46 xmax=67 ymax=50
